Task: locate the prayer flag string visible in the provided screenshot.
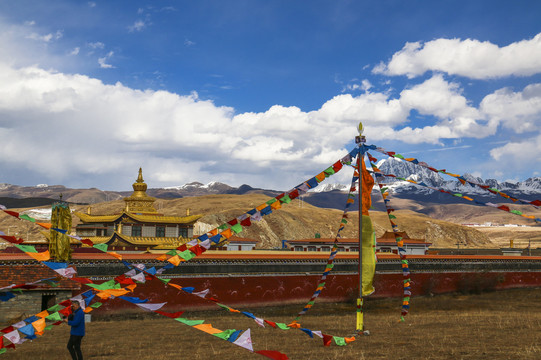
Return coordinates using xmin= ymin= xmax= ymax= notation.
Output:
xmin=368 ymin=153 xmax=411 ymax=321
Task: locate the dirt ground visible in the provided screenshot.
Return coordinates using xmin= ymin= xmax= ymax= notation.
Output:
xmin=4 ymin=287 xmax=541 ymax=359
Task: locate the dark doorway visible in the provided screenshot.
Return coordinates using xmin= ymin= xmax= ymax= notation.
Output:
xmin=42 ymin=294 xmax=56 ymax=311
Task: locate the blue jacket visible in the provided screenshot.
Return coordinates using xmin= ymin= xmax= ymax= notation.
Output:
xmin=68 ymin=308 xmax=85 ymax=336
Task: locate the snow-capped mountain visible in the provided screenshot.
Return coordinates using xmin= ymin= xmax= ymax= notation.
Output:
xmin=375 ymin=158 xmax=541 ymax=199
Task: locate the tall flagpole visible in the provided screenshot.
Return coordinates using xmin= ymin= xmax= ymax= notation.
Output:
xmin=356 ymin=122 xmax=366 ymax=334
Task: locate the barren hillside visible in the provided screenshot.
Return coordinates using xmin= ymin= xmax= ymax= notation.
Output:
xmin=1 ymin=194 xmax=496 ymax=249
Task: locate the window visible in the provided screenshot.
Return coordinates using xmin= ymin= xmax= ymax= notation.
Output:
xmin=308 ymin=246 xmax=316 ymax=251
xmin=156 ymin=226 xmax=165 ymax=237
xmin=132 ymin=225 xmax=142 ymax=237
xmin=179 ymin=227 xmax=188 ymax=238
xmin=294 ymin=246 xmax=303 ymax=251
xmin=321 ymin=246 xmax=331 ymax=252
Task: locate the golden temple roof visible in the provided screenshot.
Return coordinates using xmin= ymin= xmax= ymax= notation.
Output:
xmin=81 ymin=232 xmax=190 ymax=248
xmin=74 ymin=211 xmax=202 ymax=224
xmin=123 ymin=168 xmax=158 ymax=213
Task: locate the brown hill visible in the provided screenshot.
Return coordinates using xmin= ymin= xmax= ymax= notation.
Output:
xmin=1 ymin=194 xmax=495 ymax=249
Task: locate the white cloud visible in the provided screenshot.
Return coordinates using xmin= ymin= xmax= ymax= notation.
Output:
xmin=88 ymin=42 xmax=105 ymax=49
xmin=26 ymin=30 xmax=63 ymax=43
xmin=480 ymin=83 xmax=541 ymax=133
xmin=489 ymin=134 xmax=541 ymax=170
xmin=69 ymin=47 xmax=80 ymax=56
xmin=373 ymin=33 xmax=541 ymax=79
xmin=88 ymin=2 xmax=96 ymax=8
xmin=184 ymin=38 xmax=196 ymax=47
xmin=98 ymin=51 xmax=114 ymax=68
xmin=128 ymin=20 xmax=147 ymax=33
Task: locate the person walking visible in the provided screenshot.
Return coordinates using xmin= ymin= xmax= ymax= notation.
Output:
xmin=64 ymin=300 xmax=85 ymax=360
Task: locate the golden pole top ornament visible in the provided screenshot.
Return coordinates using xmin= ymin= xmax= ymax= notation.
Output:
xmin=358 ymin=121 xmax=364 ymax=135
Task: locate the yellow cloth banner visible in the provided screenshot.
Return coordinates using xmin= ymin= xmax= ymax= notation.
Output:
xmin=361 ymin=214 xmax=376 ymax=296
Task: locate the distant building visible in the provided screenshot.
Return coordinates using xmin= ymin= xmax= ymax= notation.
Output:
xmin=72 ymin=168 xmax=202 ymax=251
xmin=215 ymin=236 xmax=259 ymax=251
xmin=286 ymin=231 xmax=431 ymax=255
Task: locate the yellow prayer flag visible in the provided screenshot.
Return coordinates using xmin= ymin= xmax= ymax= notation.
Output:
xmin=361 ymin=215 xmax=376 ymax=296
xmin=36 ymin=310 xmax=49 ymax=318
xmin=167 ymin=255 xmax=181 ymax=266
xmin=32 ymin=318 xmax=46 ymax=333
xmin=27 ymin=250 xmax=50 ymax=262
xmin=193 ymin=324 xmax=223 ymax=334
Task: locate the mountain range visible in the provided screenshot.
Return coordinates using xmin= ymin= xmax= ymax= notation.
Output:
xmin=1 ymin=157 xmax=540 ymax=211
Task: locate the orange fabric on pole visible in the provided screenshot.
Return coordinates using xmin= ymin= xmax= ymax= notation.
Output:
xmin=361 ymin=158 xmax=374 ymax=215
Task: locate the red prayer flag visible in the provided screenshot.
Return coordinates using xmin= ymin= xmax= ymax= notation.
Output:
xmin=155 ymin=310 xmax=184 ymax=318
xmin=264 ymin=320 xmax=277 ymax=328
xmin=70 ymin=277 xmax=93 ymax=284
xmin=1 ymin=326 xmax=14 ymax=334
xmin=3 ymin=210 xmax=19 ymax=218
xmin=498 ymin=205 xmax=510 ymax=212
xmin=0 ymin=235 xmax=23 ymax=244
xmin=530 ymin=200 xmax=541 ymax=207
xmin=6 ymin=343 xmax=15 ymax=349
xmin=189 ymin=245 xmax=205 ymax=256
xmin=332 ymin=160 xmax=343 ymax=172
xmin=227 ymin=219 xmax=238 ymax=226
xmin=240 ymin=218 xmax=251 ymax=227
xmin=322 ymin=334 xmax=333 ymax=346
xmin=288 ymin=189 xmax=299 ymax=200
xmin=59 ymin=307 xmax=72 ymax=317
xmin=255 ymin=350 xmax=289 ymax=360
xmin=176 ymin=244 xmax=188 ymax=252
xmin=80 ymin=239 xmax=94 ymax=246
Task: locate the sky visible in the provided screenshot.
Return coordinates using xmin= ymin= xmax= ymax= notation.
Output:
xmin=0 ymin=1 xmax=540 ymax=191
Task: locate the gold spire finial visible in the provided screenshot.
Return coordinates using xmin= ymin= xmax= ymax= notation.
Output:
xmin=137 ymin=167 xmax=144 ymax=183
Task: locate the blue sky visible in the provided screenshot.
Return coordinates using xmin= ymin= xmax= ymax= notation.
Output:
xmin=0 ymin=1 xmax=540 ymax=191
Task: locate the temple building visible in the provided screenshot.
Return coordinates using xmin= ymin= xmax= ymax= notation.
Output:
xmin=73 ymin=168 xmax=202 ymax=251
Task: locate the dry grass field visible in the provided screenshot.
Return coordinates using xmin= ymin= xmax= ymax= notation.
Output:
xmin=6 ymin=288 xmax=541 ymax=359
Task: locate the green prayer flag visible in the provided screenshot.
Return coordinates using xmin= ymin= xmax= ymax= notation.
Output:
xmin=166 ymin=250 xmax=179 ymax=256
xmin=19 ymin=214 xmax=36 ymax=222
xmin=489 ymin=188 xmax=500 ymax=193
xmin=218 ymin=224 xmax=228 ymax=230
xmin=454 ymin=193 xmax=463 ymax=197
xmin=158 ymin=277 xmax=171 ymax=284
xmin=333 ymin=336 xmax=347 ymax=346
xmin=87 ymin=279 xmax=120 ymax=290
xmin=44 ymin=325 xmax=54 ymax=331
xmin=93 ymin=243 xmax=108 ymax=252
xmin=279 ymin=194 xmax=291 ymax=204
xmin=216 ymin=303 xmax=231 ymax=311
xmin=45 ymin=312 xmax=62 ymax=322
xmin=266 ymin=198 xmax=277 ymax=205
xmin=388 ymin=214 xmax=396 ymax=219
xmin=174 ymin=317 xmax=205 ymax=326
xmin=47 ymin=304 xmax=62 ymax=312
xmin=341 ymin=218 xmax=348 ymax=224
xmin=90 ymin=302 xmax=103 ymax=308
xmin=230 ymin=223 xmax=242 ymax=234
xmin=14 ymin=244 xmax=38 ymax=253
xmin=510 ymin=210 xmax=522 ymax=215
xmin=213 ymin=329 xmax=237 ymax=340
xmin=179 ymin=250 xmax=196 ymax=261
xmin=324 ymin=167 xmax=335 ymax=176
xmin=380 ymin=187 xmax=388 ymax=193
xmin=0 ymin=348 xmax=6 ymax=354
xmin=276 ymin=323 xmax=290 ymax=330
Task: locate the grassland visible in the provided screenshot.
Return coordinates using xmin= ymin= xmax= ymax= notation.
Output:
xmin=6 ymin=288 xmax=541 ymax=359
